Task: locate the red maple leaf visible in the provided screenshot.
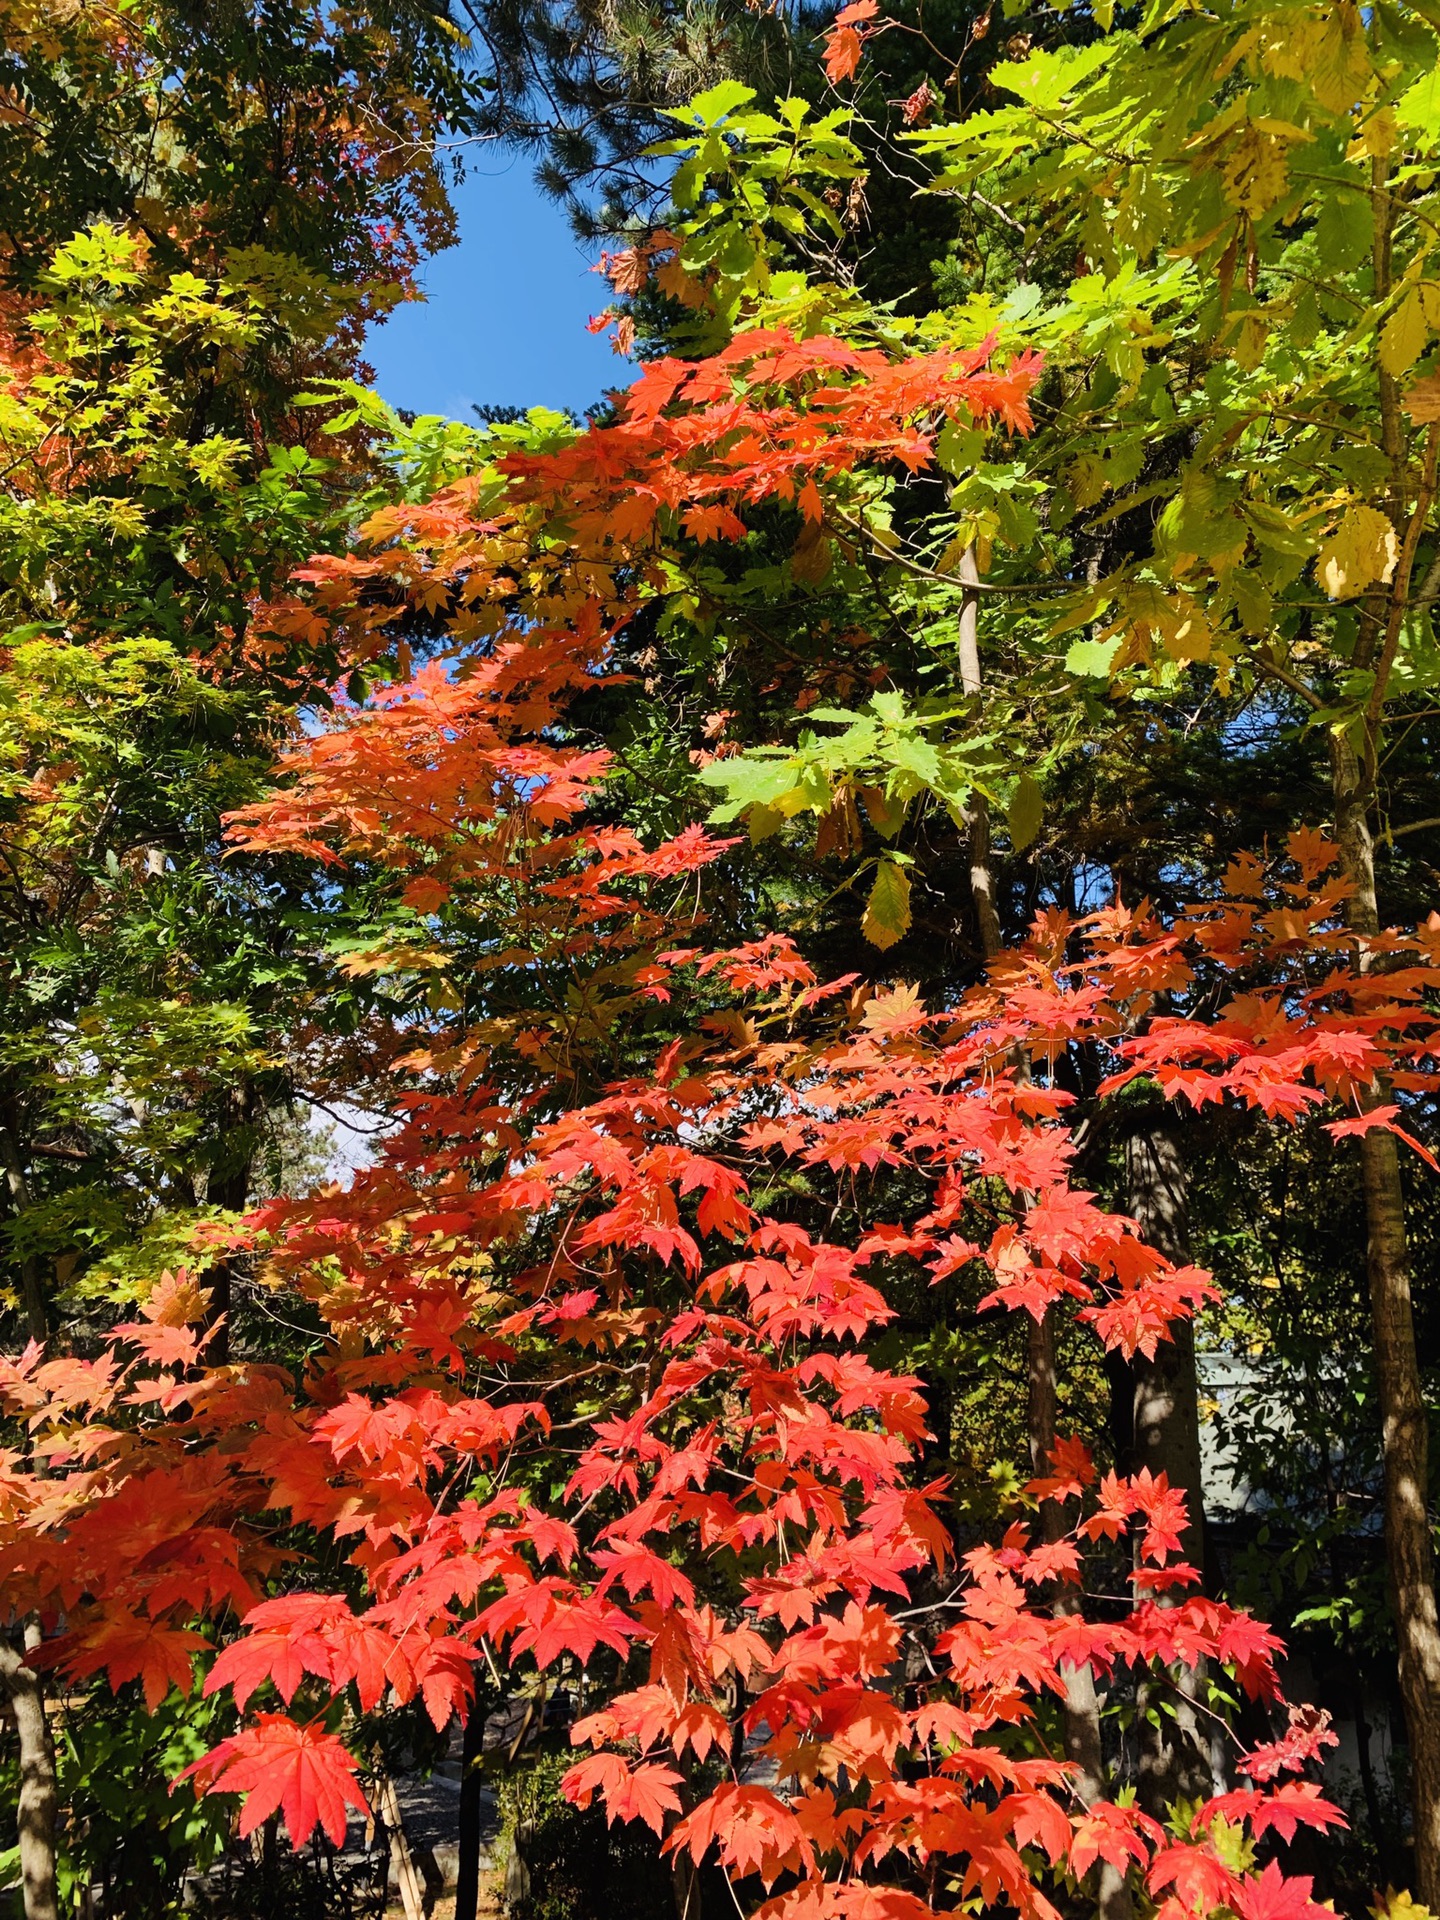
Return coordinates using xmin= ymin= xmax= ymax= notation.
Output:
xmin=182 ymin=1715 xmax=369 ymax=1847
xmin=563 ymin=1752 xmax=684 ymax=1836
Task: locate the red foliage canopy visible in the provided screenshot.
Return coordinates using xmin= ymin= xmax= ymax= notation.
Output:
xmin=6 ymin=314 xmax=1415 ymax=1920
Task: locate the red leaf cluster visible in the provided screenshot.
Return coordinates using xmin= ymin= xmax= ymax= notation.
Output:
xmin=2 ymin=318 xmax=1402 ymax=1920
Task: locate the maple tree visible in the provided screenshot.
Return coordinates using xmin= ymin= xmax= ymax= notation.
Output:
xmin=5 ymin=288 xmax=1431 ymax=1920
xmin=0 ymin=846 xmax=1380 ymax=1920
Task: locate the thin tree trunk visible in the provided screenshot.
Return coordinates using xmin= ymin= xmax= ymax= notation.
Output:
xmin=1123 ymin=1110 xmax=1213 ymax=1815
xmin=0 ymin=1624 xmax=60 ymax=1920
xmin=957 ymin=547 xmax=1003 ymax=964
xmin=1028 ymin=1312 xmax=1132 ymax=1920
xmin=671 ymin=1850 xmax=702 ymax=1920
xmin=202 ymin=1087 xmax=255 ymax=1367
xmin=1331 ymin=733 xmax=1440 ymax=1904
xmin=455 ymin=1699 xmax=486 ymax=1920
xmin=379 ymin=1772 xmax=426 ymax=1920
xmin=0 ymin=1118 xmax=46 ymax=1343
xmin=1314 ymin=1353 xmax=1395 ymax=1873
xmin=1124 ymin=1118 xmax=1208 ymax=1585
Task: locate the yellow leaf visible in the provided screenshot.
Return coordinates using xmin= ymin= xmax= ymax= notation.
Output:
xmin=1348 ymin=104 xmax=1396 ymax=160
xmin=1317 ymin=503 xmax=1399 ymax=599
xmin=1232 ymin=312 xmax=1269 ymax=372
xmin=1221 ymin=127 xmax=1291 ymax=215
xmin=860 ymin=982 xmax=922 ymax=1030
xmin=1308 ymin=2 xmax=1374 ymax=115
xmin=1217 ymin=26 xmax=1260 ymax=80
xmin=1381 ymin=292 xmax=1428 ymax=376
xmin=1371 ymin=1892 xmax=1437 ymax=1920
xmin=1258 ymin=5 xmax=1367 ymax=101
xmin=1258 ymin=19 xmax=1310 ymax=81
xmin=862 ymin=858 xmax=912 ymax=950
xmin=1163 ymin=607 xmax=1213 ymax=661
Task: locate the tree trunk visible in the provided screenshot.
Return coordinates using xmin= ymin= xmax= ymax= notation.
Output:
xmin=455 ymin=1699 xmax=487 ymax=1920
xmin=963 ymin=564 xmax=1124 ymax=1906
xmin=379 ymin=1772 xmax=427 ymax=1920
xmin=1331 ymin=735 xmax=1440 ymax=1905
xmin=202 ymin=1087 xmax=255 ymax=1367
xmin=0 ymin=1116 xmax=47 ymax=1343
xmin=671 ymin=1850 xmax=702 ymax=1920
xmin=1123 ymin=1110 xmax=1213 ymax=1815
xmin=1124 ymin=1117 xmax=1208 ymax=1585
xmin=1028 ymin=1312 xmax=1133 ymax=1920
xmin=964 ymin=556 xmax=1139 ymax=1903
xmin=1315 ymin=1350 xmax=1396 ymax=1874
xmin=0 ymin=1625 xmax=60 ymax=1920
xmin=201 ymin=1259 xmax=232 ymax=1367
xmin=957 ymin=547 xmax=1004 ymax=965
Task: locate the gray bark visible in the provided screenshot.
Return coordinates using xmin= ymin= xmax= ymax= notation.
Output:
xmin=1029 ymin=1313 xmax=1133 ymax=1920
xmin=1123 ymin=1113 xmax=1212 ymax=1816
xmin=962 ymin=548 xmax=1129 ymax=1909
xmin=0 ymin=1625 xmax=59 ymax=1920
xmin=1331 ymin=733 xmax=1440 ymax=1904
